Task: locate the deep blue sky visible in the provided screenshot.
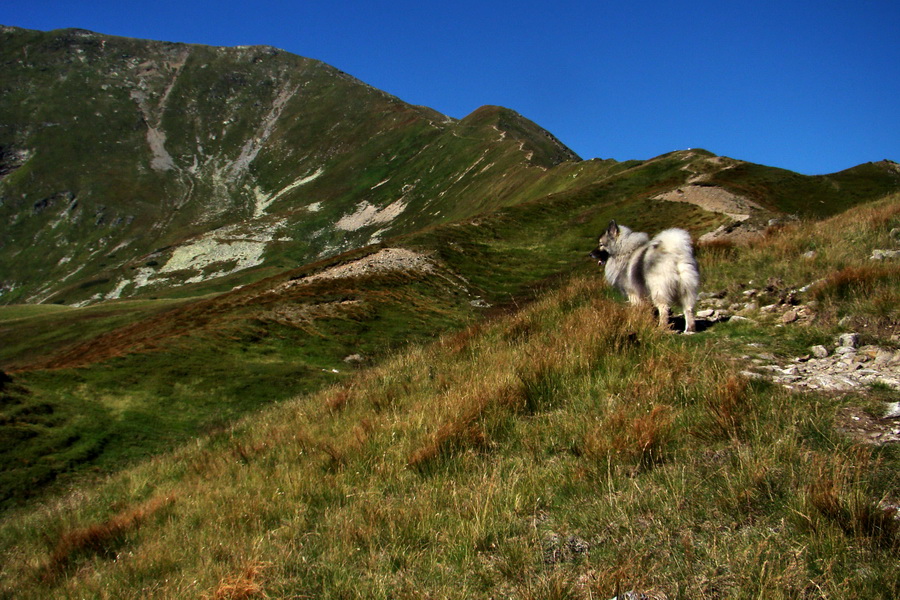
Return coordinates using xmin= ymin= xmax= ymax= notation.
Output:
xmin=3 ymin=1 xmax=898 ymax=175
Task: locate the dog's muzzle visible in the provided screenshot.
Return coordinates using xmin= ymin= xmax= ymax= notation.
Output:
xmin=589 ymin=248 xmax=610 ymax=265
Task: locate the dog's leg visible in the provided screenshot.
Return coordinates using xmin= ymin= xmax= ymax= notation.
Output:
xmin=656 ymin=303 xmax=671 ymax=330
xmin=683 ymin=306 xmax=696 ymax=334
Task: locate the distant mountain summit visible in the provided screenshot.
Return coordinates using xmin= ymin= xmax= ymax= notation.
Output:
xmin=0 ymin=26 xmax=586 ymax=305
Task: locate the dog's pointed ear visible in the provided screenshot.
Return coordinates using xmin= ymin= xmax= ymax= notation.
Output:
xmin=606 ymin=220 xmax=619 ymax=239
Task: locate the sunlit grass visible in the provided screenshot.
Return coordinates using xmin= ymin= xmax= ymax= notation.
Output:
xmin=3 ymin=247 xmax=899 ymax=597
xmin=699 ymin=193 xmax=900 ymax=345
xmin=2 ymin=191 xmax=899 ymax=598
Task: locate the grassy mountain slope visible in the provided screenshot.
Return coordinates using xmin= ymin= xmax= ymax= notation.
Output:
xmin=2 ymin=143 xmax=899 ymax=510
xmin=708 ymin=159 xmax=900 ymax=217
xmin=4 ymin=26 xmax=899 ymax=309
xmin=1 ymin=194 xmax=898 ymax=598
xmin=0 ymin=26 xmax=594 ymax=306
xmin=3 ymin=27 xmax=900 ymax=595
xmin=0 ymin=149 xmax=725 ymax=509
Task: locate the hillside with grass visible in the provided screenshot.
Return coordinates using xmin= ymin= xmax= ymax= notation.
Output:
xmin=1 ymin=193 xmax=899 ymax=598
xmin=1 ymin=119 xmax=899 ymax=515
xmin=2 ymin=23 xmax=900 ymax=599
xmin=4 ymin=25 xmax=899 ymax=308
xmin=0 ymin=25 xmax=594 ymax=306
xmin=0 ymin=149 xmax=724 ymax=510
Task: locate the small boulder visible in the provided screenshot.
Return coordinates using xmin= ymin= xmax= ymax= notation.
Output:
xmin=884 ymin=402 xmax=900 ymax=419
xmin=811 ymin=345 xmax=829 ymax=358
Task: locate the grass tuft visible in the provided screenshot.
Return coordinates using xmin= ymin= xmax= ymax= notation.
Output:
xmin=204 ymin=561 xmax=270 ymax=600
xmin=584 ymin=402 xmax=676 ymax=470
xmin=811 ymin=265 xmax=899 ymax=302
xmin=323 ymin=384 xmax=354 ymax=413
xmin=693 ymin=374 xmax=752 ymax=442
xmin=805 ymin=454 xmax=900 ymax=550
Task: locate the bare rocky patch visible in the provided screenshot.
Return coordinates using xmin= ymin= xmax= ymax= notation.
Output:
xmin=654 ymin=185 xmax=764 ymax=222
xmin=698 ymin=277 xmax=900 ymax=446
xmin=835 ymin=405 xmax=900 ymax=445
xmin=335 ymin=199 xmax=408 ymax=232
xmin=746 ymin=333 xmax=900 ymax=394
xmin=284 ymin=248 xmax=436 ymax=287
xmin=740 ymin=328 xmax=900 ymax=446
xmin=654 ymin=183 xmax=773 ymax=243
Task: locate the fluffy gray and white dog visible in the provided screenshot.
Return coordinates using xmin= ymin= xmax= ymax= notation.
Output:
xmin=590 ymin=220 xmax=699 ymax=333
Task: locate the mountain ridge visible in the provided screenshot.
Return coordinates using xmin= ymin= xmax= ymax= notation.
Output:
xmin=0 ymin=25 xmax=591 ymax=306
xmin=4 ymin=25 xmax=898 ymax=308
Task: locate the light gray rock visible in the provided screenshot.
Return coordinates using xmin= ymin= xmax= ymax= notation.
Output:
xmin=871 ymin=249 xmax=900 ymax=260
xmin=729 ymin=315 xmax=756 ymax=324
xmin=740 ymin=370 xmax=765 ymax=380
xmin=811 ymin=345 xmax=829 ymax=358
xmin=611 ymin=591 xmax=650 ymax=600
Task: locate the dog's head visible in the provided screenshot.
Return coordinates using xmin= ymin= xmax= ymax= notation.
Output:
xmin=590 ymin=220 xmax=620 ymax=265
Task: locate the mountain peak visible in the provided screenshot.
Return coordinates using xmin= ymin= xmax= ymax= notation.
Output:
xmin=0 ymin=27 xmax=585 ymax=305
xmin=460 ymin=105 xmax=581 ymax=166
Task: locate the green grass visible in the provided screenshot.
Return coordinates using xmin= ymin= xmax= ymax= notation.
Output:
xmin=4 ymin=27 xmax=899 ymax=308
xmin=0 ymin=298 xmax=193 ymax=368
xmin=0 ymin=304 xmax=73 ymax=321
xmin=1 ymin=194 xmax=900 ymax=597
xmin=2 ymin=265 xmax=898 ymax=597
xmin=0 ymin=263 xmax=490 ymax=509
xmin=699 ymin=193 xmax=900 ymax=347
xmin=1 ymin=333 xmax=327 ymax=509
xmin=709 ymin=161 xmax=900 ymax=217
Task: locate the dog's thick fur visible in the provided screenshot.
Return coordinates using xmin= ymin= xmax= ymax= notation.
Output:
xmin=591 ymin=220 xmax=699 ymax=333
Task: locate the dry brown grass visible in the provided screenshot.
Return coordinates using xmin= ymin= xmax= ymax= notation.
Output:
xmin=8 ymin=217 xmax=900 ymax=598
xmin=805 ymin=453 xmax=900 ymax=550
xmin=693 ymin=374 xmax=752 ymax=442
xmin=407 ymin=407 xmax=488 ymax=471
xmin=43 ymin=493 xmax=176 ymax=578
xmin=696 ymin=237 xmax=739 ymax=260
xmin=406 ymin=381 xmax=523 ymax=471
xmin=205 ymin=561 xmax=271 ymax=600
xmin=439 ymin=319 xmax=488 ymax=355
xmin=323 ymin=384 xmax=354 ymax=413
xmin=811 ymin=265 xmax=899 ymax=302
xmin=583 ymin=402 xmax=677 ymax=469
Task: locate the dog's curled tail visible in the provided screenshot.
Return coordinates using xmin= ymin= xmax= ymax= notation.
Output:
xmin=657 ymin=228 xmax=699 ymax=302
